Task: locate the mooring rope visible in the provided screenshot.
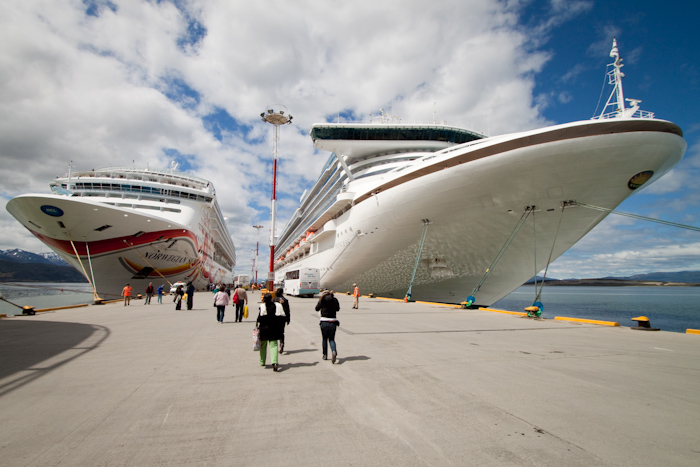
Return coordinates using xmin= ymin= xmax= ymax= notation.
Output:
xmin=534 ymin=203 xmax=566 ymax=303
xmin=406 ymin=219 xmax=431 ymax=300
xmin=574 ymin=202 xmax=700 ymax=232
xmin=68 ymin=237 xmax=101 ymax=302
xmin=532 ymin=208 xmax=537 ymax=294
xmin=472 ymin=206 xmax=534 ymax=297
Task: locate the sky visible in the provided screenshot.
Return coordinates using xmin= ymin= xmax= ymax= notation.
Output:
xmin=1 ymin=0 xmax=698 ymax=280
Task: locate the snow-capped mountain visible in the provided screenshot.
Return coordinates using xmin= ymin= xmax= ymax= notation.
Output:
xmin=0 ymin=249 xmax=69 ymax=266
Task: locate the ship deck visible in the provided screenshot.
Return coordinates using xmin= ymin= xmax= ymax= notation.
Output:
xmin=1 ymin=292 xmax=699 ymax=466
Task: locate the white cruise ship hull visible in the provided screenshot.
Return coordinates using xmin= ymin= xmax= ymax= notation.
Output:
xmin=275 ymin=119 xmax=686 ymax=306
xmin=7 ymin=193 xmax=233 ymax=299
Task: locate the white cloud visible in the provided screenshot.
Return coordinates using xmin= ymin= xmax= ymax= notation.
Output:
xmin=0 ymin=0 xmax=642 ymax=275
xmin=549 ymin=241 xmax=700 ymax=279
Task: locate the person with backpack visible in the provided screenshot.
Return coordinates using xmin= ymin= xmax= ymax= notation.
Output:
xmin=174 ymin=284 xmax=184 ymax=310
xmin=256 ymin=293 xmax=286 ymax=371
xmin=233 ymin=285 xmax=248 ymax=322
xmin=275 ymin=288 xmax=291 ymax=353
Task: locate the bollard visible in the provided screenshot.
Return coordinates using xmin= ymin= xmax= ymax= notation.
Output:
xmin=524 ymin=303 xmax=542 ymax=318
xmin=631 ymin=316 xmax=659 ymax=331
xmin=461 ymin=295 xmax=476 ymax=309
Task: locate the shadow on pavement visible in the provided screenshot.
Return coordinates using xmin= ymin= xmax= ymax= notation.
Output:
xmin=336 ymin=355 xmax=371 ymax=364
xmin=281 ymin=348 xmax=316 ymax=355
xmin=0 ymin=320 xmax=109 ymax=397
xmin=277 ymin=361 xmax=319 ymax=372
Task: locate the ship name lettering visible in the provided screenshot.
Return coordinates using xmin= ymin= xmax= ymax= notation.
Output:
xmin=144 ymin=252 xmax=192 ymax=263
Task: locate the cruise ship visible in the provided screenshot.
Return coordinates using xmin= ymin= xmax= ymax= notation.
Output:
xmin=273 ymin=40 xmax=687 ymax=306
xmin=6 ymin=163 xmax=235 ymax=299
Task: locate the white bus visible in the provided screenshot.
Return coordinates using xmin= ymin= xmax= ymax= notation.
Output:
xmin=234 ymin=274 xmax=250 ymax=289
xmin=283 ymin=268 xmax=320 ymax=297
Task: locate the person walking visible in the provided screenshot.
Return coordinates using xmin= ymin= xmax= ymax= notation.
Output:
xmin=233 ymin=285 xmax=248 ymax=322
xmin=156 ymin=284 xmax=164 ymax=304
xmin=315 ymin=289 xmax=340 ymax=363
xmin=256 ymin=293 xmax=286 ymax=371
xmin=275 ymin=288 xmax=291 ymax=353
xmin=174 ymin=284 xmax=184 ymax=310
xmin=214 ymin=286 xmax=229 ymax=323
xmin=122 ymin=283 xmax=132 ymax=306
xmin=145 ymin=282 xmax=154 ymax=304
xmin=186 ymin=282 xmax=195 ymax=310
xmin=352 ymin=283 xmax=360 ymax=309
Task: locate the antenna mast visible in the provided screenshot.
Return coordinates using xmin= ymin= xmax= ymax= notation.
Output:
xmin=596 ymin=38 xmax=653 ymax=120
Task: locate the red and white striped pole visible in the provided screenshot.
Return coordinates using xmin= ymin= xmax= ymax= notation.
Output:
xmin=260 ymin=105 xmax=292 ymax=291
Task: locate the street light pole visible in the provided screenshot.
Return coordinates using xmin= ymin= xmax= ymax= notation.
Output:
xmin=260 ymin=105 xmax=292 ymax=290
xmin=252 ymin=224 xmax=263 ymax=285
xmin=250 ymin=248 xmax=257 ymax=285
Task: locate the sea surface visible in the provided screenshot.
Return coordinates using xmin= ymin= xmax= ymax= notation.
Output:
xmin=1 ymin=282 xmax=698 ymax=333
xmin=492 ymin=285 xmax=700 ymax=334
xmin=0 ymin=282 xmax=95 ymax=316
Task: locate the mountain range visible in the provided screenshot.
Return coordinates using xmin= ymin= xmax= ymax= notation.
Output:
xmin=0 ymin=249 xmax=70 ymax=266
xmin=0 ymin=249 xmax=87 ymax=283
xmin=527 ymin=271 xmax=700 ymax=285
xmin=1 ymin=248 xmax=699 ymax=285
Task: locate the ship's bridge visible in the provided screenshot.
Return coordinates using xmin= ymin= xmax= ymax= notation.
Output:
xmin=310 ymin=124 xmax=484 ymax=160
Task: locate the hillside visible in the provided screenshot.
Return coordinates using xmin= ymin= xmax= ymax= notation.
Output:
xmin=0 ymin=259 xmax=87 ymax=283
xmin=525 ymin=270 xmax=700 ymax=286
xmin=0 ymin=249 xmax=69 ymax=266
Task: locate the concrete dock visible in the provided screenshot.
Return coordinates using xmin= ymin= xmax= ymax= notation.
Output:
xmin=1 ymin=292 xmax=699 ymax=466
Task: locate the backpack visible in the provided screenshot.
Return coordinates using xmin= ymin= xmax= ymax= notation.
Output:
xmin=233 ymin=290 xmax=239 ymax=304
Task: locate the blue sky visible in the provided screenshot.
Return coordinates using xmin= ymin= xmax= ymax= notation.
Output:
xmin=1 ymin=0 xmax=698 ymax=280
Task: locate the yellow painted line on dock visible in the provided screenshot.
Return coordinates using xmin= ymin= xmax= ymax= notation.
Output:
xmin=554 ymin=316 xmax=620 ymax=327
xmin=415 ymin=301 xmax=462 ymax=308
xmin=479 ymin=307 xmax=528 ymax=316
xmin=36 ymin=304 xmax=90 ymax=313
xmin=372 ymin=296 xmax=405 ymax=302
xmin=365 ymin=296 xmax=461 ymax=308
xmin=686 ymin=329 xmax=700 ymax=335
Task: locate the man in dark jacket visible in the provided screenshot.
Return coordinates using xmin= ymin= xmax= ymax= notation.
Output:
xmin=315 ymin=290 xmax=340 ymax=363
xmin=145 ymin=282 xmax=154 ymax=305
xmin=186 ymin=282 xmax=195 ymax=310
xmin=275 ymin=288 xmax=291 ymax=353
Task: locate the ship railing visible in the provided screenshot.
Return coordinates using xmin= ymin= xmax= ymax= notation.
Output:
xmin=433 ymin=138 xmax=489 ymax=157
xmin=593 ymin=109 xmax=655 ymax=120
xmin=69 ymin=168 xmax=211 ymax=189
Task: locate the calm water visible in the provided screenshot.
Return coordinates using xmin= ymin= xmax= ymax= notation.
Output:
xmin=492 ymin=286 xmax=700 ymax=333
xmin=0 ymin=282 xmax=94 ymax=316
xmin=2 ymin=282 xmax=698 ymax=333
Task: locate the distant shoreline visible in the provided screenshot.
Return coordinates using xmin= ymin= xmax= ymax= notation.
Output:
xmin=525 ymin=279 xmax=700 ymax=287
